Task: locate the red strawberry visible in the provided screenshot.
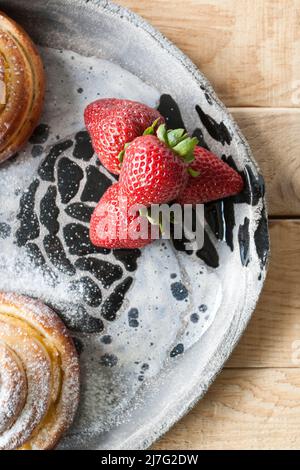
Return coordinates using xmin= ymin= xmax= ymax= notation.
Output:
xmin=119 ymin=125 xmax=198 ymax=206
xmin=84 ymin=99 xmax=164 ymax=175
xmin=90 ymin=183 xmax=152 ymax=249
xmin=176 ymin=146 xmax=244 ymax=205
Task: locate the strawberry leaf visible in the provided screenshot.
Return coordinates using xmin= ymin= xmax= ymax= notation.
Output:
xmin=167 ymin=128 xmax=186 ymax=146
xmin=157 ymin=124 xmax=169 ymax=145
xmin=173 ymin=137 xmax=198 ymax=160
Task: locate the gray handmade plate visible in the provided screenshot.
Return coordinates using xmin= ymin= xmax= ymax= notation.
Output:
xmin=0 ymin=0 xmax=269 ymax=450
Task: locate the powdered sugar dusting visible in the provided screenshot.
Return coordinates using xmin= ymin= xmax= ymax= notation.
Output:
xmin=0 ymin=47 xmax=225 ymax=448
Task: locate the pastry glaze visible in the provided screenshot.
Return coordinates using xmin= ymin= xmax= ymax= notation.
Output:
xmin=0 ymin=11 xmax=45 ymax=162
xmin=0 ymin=292 xmax=80 ymax=450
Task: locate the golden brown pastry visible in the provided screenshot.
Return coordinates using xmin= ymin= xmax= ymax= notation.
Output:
xmin=0 ymin=11 xmax=45 ymax=163
xmin=0 ymin=292 xmax=80 ymax=450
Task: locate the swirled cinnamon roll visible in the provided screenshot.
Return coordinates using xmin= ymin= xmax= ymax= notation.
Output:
xmin=0 ymin=292 xmax=80 ymax=450
xmin=0 ymin=11 xmax=45 ymax=163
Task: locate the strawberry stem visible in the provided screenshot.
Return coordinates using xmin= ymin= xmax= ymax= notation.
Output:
xmin=143 ymin=118 xmax=160 ymax=136
xmin=187 ymin=167 xmax=200 ymax=177
xmin=118 ymin=142 xmax=130 ymax=163
xmin=118 ymin=149 xmax=125 ymax=163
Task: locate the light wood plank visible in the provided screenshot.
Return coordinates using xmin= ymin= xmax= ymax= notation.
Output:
xmin=118 ymin=0 xmax=300 ymax=107
xmin=153 ymin=368 xmax=300 ymax=450
xmin=117 ymin=0 xmax=300 ymax=451
xmin=153 ymin=220 xmax=300 ymax=449
xmin=228 ymin=220 xmax=300 ymax=368
xmin=231 ymin=108 xmax=300 ymax=216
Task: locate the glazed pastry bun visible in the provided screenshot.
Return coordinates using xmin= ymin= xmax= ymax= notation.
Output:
xmin=0 ymin=292 xmax=80 ymax=450
xmin=0 ymin=11 xmax=45 ymax=163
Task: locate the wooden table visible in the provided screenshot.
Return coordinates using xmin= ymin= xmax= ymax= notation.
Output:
xmin=118 ymin=0 xmax=300 ymax=450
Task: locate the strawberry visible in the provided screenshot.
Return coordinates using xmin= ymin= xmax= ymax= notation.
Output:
xmin=119 ymin=124 xmax=198 ymax=206
xmin=176 ymin=146 xmax=244 ymax=205
xmin=84 ymin=99 xmax=164 ymax=175
xmin=90 ymin=183 xmax=153 ymax=249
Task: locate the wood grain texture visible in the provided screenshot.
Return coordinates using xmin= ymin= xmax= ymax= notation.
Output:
xmin=153 ymin=368 xmax=300 ymax=450
xmin=228 ymin=220 xmax=300 ymax=368
xmin=118 ymin=0 xmax=300 ymax=107
xmin=231 ymin=108 xmax=300 ymax=216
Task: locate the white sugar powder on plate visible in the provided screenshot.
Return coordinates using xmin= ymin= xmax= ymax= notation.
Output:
xmin=0 ymin=47 xmax=223 ymax=447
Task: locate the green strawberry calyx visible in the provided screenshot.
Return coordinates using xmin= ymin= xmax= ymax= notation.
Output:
xmin=118 ymin=120 xmax=199 ymax=170
xmin=143 ymin=117 xmax=161 ymax=136
xmin=145 ymin=122 xmax=199 ymax=164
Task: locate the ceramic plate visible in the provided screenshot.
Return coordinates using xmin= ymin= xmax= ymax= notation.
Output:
xmin=0 ymin=0 xmax=269 ymax=450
